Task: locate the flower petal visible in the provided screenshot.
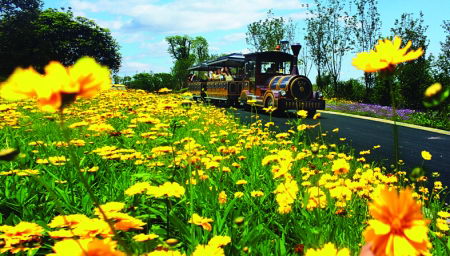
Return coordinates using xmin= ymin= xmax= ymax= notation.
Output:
xmin=368 ymin=219 xmax=391 ymax=235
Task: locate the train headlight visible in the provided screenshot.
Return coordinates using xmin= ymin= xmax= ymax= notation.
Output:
xmin=280 ymin=90 xmax=286 ymax=96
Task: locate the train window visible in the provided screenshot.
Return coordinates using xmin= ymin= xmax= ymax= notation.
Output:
xmin=261 ymin=62 xmax=277 ymax=74
xmin=279 ymin=61 xmax=292 ymax=75
xmin=245 ymin=61 xmax=255 ymax=79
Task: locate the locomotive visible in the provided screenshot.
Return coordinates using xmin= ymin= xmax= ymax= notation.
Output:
xmin=187 ymin=44 xmax=325 ymax=116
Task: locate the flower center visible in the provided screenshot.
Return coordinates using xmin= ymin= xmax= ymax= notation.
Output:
xmin=391 ymin=217 xmax=403 ymax=233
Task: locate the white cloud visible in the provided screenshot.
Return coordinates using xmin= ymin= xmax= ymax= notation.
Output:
xmin=120 ymin=61 xmax=152 ymax=74
xmin=69 ymin=0 xmax=309 ymax=34
xmin=139 ymin=40 xmax=171 ymax=58
xmin=221 ymin=32 xmax=247 ymax=43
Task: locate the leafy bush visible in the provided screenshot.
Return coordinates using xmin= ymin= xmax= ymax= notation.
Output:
xmin=121 ymin=72 xmax=176 ymax=92
xmin=336 ymin=78 xmax=366 ymax=102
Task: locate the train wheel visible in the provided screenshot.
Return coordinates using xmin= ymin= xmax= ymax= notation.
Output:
xmin=264 ymin=95 xmax=281 ymax=115
xmin=264 ymin=96 xmax=274 ymax=108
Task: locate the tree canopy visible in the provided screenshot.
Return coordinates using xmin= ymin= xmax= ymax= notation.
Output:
xmin=391 ymin=12 xmax=432 ymax=109
xmin=246 ymin=10 xmax=296 ymax=52
xmin=0 ymin=3 xmax=121 ymax=78
xmin=0 ymin=0 xmax=42 ymax=18
xmin=165 ymin=35 xmax=209 ymax=89
xmin=435 ymin=20 xmax=450 ymax=86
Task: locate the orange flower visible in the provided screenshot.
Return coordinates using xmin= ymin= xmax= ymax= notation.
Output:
xmin=218 ymin=191 xmax=227 ymax=204
xmin=352 ymin=36 xmax=424 ymax=73
xmin=189 ymin=213 xmax=213 ymax=231
xmin=48 ymin=238 xmax=125 ymax=256
xmin=0 ymin=57 xmax=111 ymax=112
xmin=363 ymin=187 xmax=431 ymax=256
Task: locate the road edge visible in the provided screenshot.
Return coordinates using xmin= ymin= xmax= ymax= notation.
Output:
xmin=318 ymin=110 xmax=450 ymax=136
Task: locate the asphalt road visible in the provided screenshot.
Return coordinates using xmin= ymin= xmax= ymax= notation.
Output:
xmin=230 ymin=108 xmax=450 ymax=204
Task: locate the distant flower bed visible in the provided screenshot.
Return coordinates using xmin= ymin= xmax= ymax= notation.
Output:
xmin=326 ymin=102 xmax=416 ymax=120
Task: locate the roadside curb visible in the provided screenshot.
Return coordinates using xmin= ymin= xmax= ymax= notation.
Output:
xmin=318 ymin=110 xmax=450 ymax=136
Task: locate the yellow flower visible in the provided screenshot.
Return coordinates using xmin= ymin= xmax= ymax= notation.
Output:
xmin=436 ymin=218 xmax=449 ymax=231
xmin=297 ymin=110 xmax=308 ymax=118
xmin=160 ymin=182 xmax=185 ymax=198
xmin=421 ymin=150 xmax=432 ymax=160
xmin=437 ymin=211 xmax=450 ymax=218
xmin=125 ymin=182 xmax=152 ymax=196
xmin=424 ymin=83 xmax=442 ymax=98
xmin=250 ymin=190 xmax=264 ymax=197
xmin=297 ymin=124 xmax=308 ymax=131
xmin=158 ymin=87 xmax=172 ymax=93
xmin=234 ymin=192 xmax=244 ymax=198
xmin=332 ymin=158 xmax=350 ymax=175
xmin=191 ymin=244 xmax=225 ymax=256
xmin=0 ymin=57 xmax=111 ymax=112
xmin=236 ymin=179 xmax=247 ymax=185
xmin=433 ymin=181 xmax=443 ymax=190
xmin=305 ymin=242 xmax=350 ymax=256
xmin=189 ymin=213 xmax=213 ymax=231
xmin=133 ymin=233 xmax=159 ymax=242
xmin=147 ymin=250 xmax=185 ymax=256
xmin=48 ymin=214 xmax=91 ymax=228
xmin=0 ymin=221 xmax=45 ymax=253
xmin=218 ymin=191 xmax=227 ymax=204
xmin=352 ymin=36 xmax=424 ymax=73
xmin=48 ymin=238 xmax=125 ymax=256
xmin=363 ymin=187 xmax=431 ymax=256
xmin=263 ymin=106 xmax=277 ymax=113
xmin=208 ymin=235 xmax=231 ymax=248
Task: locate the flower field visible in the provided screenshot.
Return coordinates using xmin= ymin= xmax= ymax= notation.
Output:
xmin=0 ymin=88 xmax=449 ymax=255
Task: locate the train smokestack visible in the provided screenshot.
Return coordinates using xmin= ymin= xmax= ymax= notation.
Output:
xmin=291 ymin=44 xmax=301 ymax=76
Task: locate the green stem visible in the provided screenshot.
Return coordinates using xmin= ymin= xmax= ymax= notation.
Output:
xmin=58 ymin=111 xmax=132 ymax=255
xmin=388 ymin=76 xmax=399 ymax=172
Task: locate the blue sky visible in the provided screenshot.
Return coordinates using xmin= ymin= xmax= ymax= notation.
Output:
xmin=43 ymin=0 xmax=450 ymax=81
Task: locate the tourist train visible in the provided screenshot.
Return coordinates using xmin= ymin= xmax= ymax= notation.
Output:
xmin=187 ymin=43 xmax=325 ymax=116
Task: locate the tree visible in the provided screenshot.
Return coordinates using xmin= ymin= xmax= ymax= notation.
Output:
xmin=171 ymin=57 xmax=195 ymax=91
xmin=305 ymin=12 xmax=327 ymax=92
xmin=298 ymin=42 xmax=313 ymax=77
xmin=319 ymin=0 xmax=353 ymax=96
xmin=390 ymin=12 xmax=432 ymax=109
xmin=166 ymin=35 xmax=192 ymax=60
xmin=121 ymin=72 xmax=175 ymax=91
xmin=246 ymin=10 xmax=296 ymax=52
xmin=165 ymin=35 xmax=208 ymax=89
xmin=191 ymin=36 xmax=209 ymax=63
xmin=348 ymin=0 xmax=381 ymax=101
xmin=0 ymin=0 xmax=42 ymax=18
xmin=435 ymin=20 xmax=450 ymax=86
xmin=0 ymin=7 xmax=121 ymax=78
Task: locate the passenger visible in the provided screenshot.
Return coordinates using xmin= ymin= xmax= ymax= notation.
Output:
xmin=213 ymin=69 xmax=223 ymax=81
xmin=208 ymin=70 xmax=214 ymax=81
xmin=223 ymin=67 xmax=234 ymax=81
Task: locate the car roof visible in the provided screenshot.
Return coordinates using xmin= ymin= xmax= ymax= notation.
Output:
xmin=244 ymin=51 xmax=295 ymax=61
xmin=207 ymin=53 xmax=245 ymax=67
